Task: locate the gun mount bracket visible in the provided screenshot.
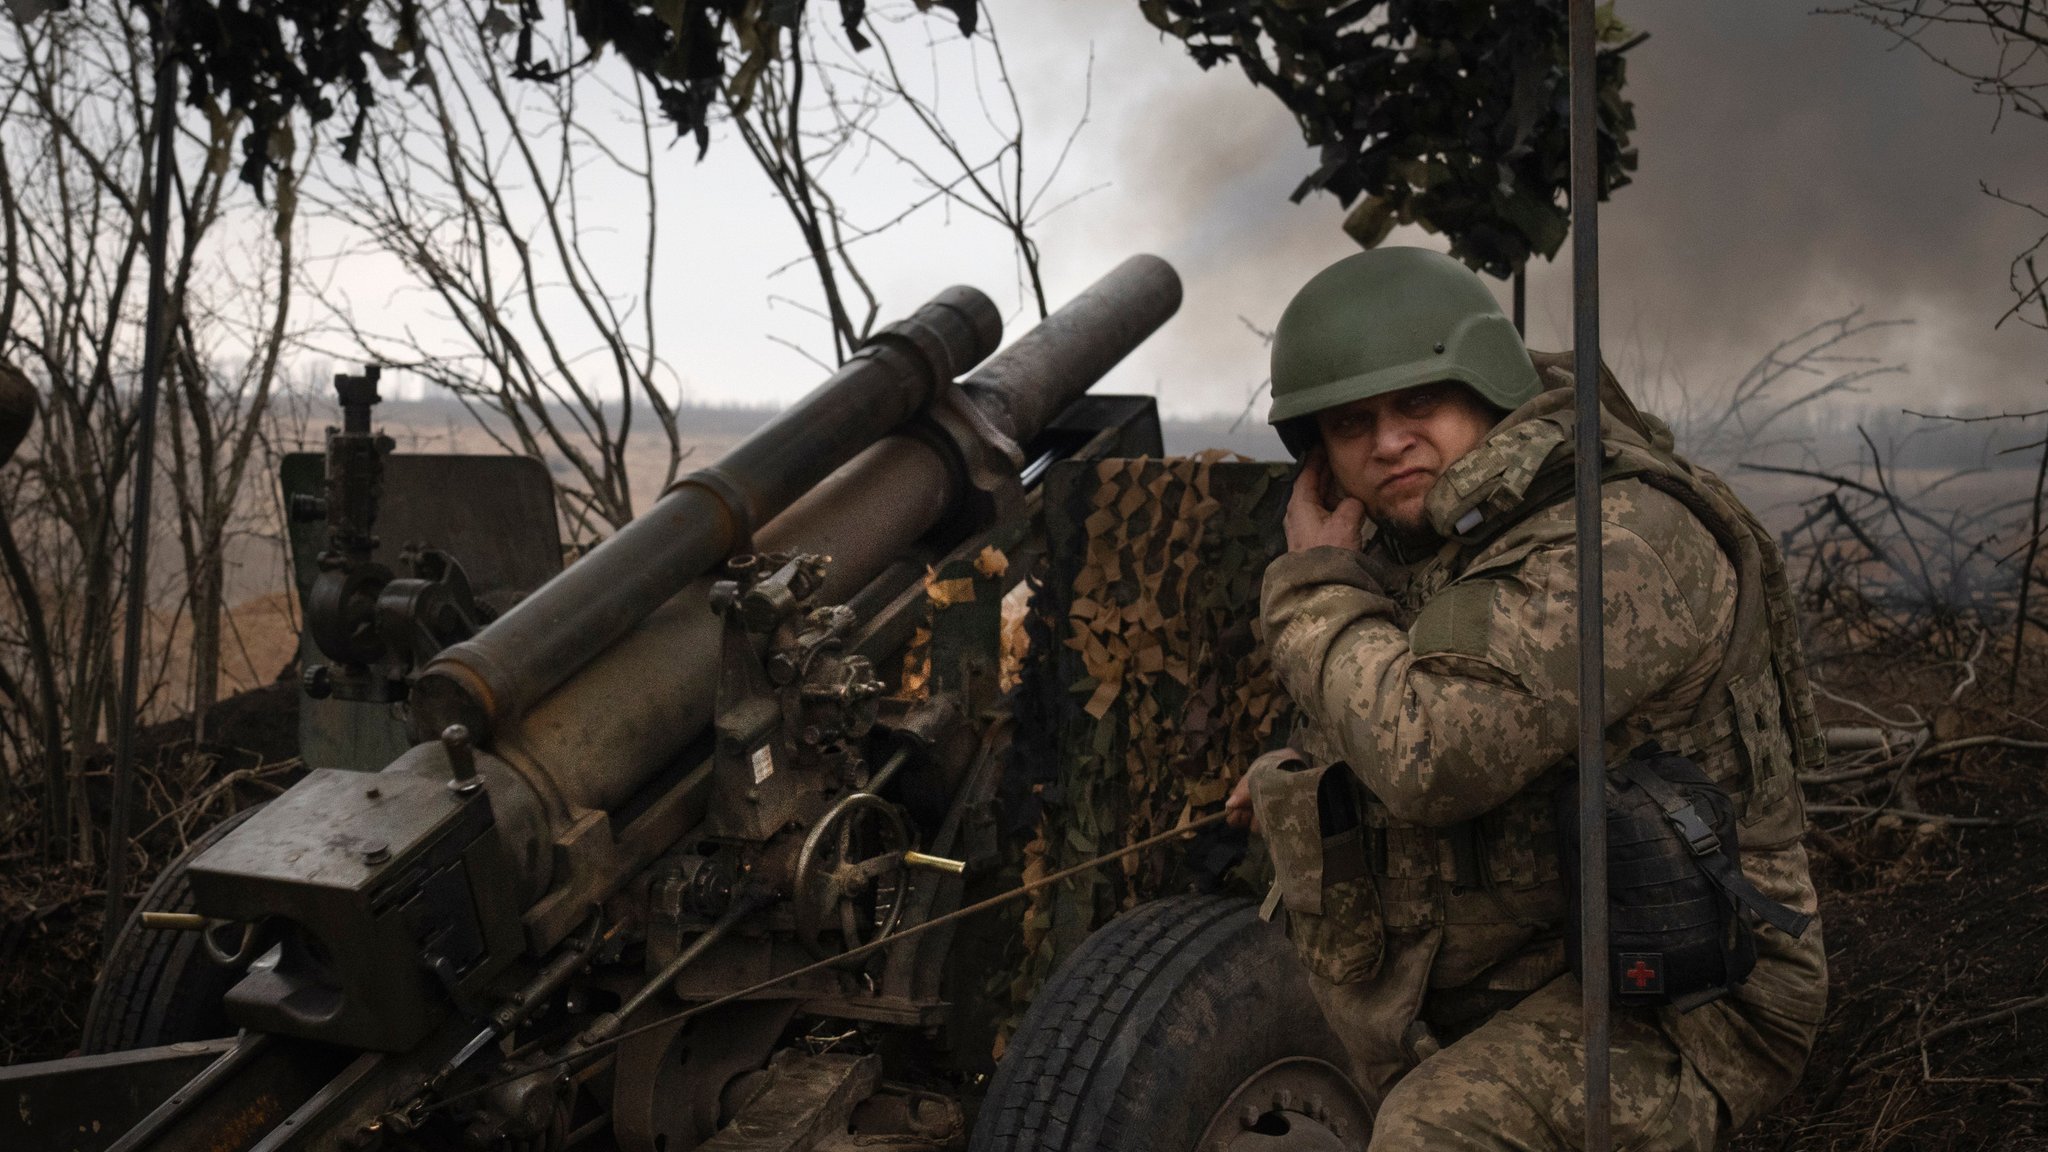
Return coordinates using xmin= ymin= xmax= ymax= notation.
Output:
xmin=709 ymin=554 xmax=883 ymax=841
xmin=301 ymin=367 xmax=506 ymax=707
xmin=918 ymin=387 xmax=1028 ymax=531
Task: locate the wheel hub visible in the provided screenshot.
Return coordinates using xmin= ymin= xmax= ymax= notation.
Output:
xmin=1197 ymin=1057 xmax=1372 ymax=1152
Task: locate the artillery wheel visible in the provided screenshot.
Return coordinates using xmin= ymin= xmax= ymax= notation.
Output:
xmin=82 ymin=803 xmax=268 ymax=1053
xmin=969 ymin=894 xmax=1371 ymax=1152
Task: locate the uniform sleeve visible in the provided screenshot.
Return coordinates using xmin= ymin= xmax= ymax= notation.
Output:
xmin=1260 ymin=521 xmax=1718 ymax=827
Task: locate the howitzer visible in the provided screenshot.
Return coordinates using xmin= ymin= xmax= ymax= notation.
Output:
xmin=9 ymin=257 xmax=1184 ymax=1150
xmin=6 ymin=253 xmax=1379 ymax=1152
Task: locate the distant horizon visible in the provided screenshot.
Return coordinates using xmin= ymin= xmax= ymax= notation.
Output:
xmin=290 ymin=379 xmax=2048 ymax=477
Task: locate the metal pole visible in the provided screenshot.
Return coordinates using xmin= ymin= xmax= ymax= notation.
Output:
xmin=1567 ymin=1 xmax=1611 ymax=1149
xmin=102 ymin=8 xmax=179 ymax=962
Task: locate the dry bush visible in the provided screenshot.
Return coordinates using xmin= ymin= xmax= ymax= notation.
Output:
xmin=1733 ymin=413 xmax=2048 ymax=1149
xmin=0 ymin=4 xmax=299 ymax=866
xmin=0 ymin=680 xmax=301 ymax=1064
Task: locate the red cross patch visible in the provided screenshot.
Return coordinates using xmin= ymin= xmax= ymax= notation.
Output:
xmin=1620 ymin=953 xmax=1664 ymax=995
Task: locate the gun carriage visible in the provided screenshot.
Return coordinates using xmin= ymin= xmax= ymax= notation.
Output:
xmin=2 ymin=255 xmax=1373 ymax=1152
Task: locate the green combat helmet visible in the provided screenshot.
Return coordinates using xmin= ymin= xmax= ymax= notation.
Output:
xmin=1267 ymin=247 xmax=1541 ymax=458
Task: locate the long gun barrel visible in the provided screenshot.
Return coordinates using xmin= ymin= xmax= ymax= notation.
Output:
xmin=485 ymin=256 xmax=1182 ymax=925
xmin=410 ymin=287 xmax=1003 ymax=743
xmin=758 ymin=252 xmax=1186 ymax=598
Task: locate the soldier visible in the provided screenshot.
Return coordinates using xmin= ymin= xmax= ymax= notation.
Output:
xmin=1223 ymin=248 xmax=1827 ymax=1149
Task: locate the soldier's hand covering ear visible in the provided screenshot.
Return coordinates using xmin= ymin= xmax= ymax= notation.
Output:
xmin=1285 ymin=450 xmax=1366 ymax=553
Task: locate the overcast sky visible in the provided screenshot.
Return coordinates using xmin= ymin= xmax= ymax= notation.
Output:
xmin=1007 ymin=0 xmax=2045 ymax=420
xmin=324 ymin=1 xmax=2045 ymax=441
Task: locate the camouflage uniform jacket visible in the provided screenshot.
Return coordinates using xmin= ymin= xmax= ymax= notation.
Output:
xmin=1250 ymin=358 xmax=1827 ymax=1125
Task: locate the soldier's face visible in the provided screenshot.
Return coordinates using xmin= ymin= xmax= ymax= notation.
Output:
xmin=1314 ymin=382 xmax=1500 ymax=533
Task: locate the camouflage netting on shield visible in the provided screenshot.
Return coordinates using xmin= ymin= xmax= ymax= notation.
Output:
xmin=989 ymin=455 xmax=1295 ymax=1041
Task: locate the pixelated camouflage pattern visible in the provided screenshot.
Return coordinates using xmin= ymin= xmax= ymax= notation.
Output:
xmin=1370 ymin=976 xmax=1724 ymax=1151
xmin=1246 ymin=750 xmax=1328 ymax=913
xmin=1265 ymin=477 xmax=1740 ymax=829
xmin=1257 ymin=358 xmax=1825 ymax=1139
xmin=1306 ymin=922 xmax=1444 ymax=1104
xmin=1290 ymin=872 xmax=1387 ymax=987
xmin=1248 ymin=751 xmax=1389 ymax=985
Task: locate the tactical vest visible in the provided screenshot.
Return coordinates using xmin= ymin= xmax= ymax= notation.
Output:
xmin=1257 ymin=359 xmax=1822 ymax=999
xmin=1430 ymin=361 xmax=1825 ymax=845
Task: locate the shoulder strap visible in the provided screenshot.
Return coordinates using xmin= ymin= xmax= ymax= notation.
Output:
xmin=1448 ymin=436 xmax=1826 ymax=794
xmin=1618 ymin=760 xmax=1813 ymax=939
xmin=1444 ymin=462 xmax=1647 ymax=577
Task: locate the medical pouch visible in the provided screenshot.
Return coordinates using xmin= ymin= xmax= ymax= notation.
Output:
xmin=1556 ymin=746 xmax=1813 ymax=1012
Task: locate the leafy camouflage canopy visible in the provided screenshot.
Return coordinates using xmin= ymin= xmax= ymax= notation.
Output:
xmin=140 ymin=0 xmax=431 ymax=188
xmin=560 ymin=0 xmax=977 ymax=152
xmin=130 ymin=0 xmax=1633 ymax=269
xmin=111 ymin=0 xmax=974 ymax=192
xmin=1138 ymin=0 xmax=1642 ymax=278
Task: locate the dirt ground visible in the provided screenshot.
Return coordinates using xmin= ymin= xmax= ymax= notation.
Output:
xmin=3 ymin=657 xmax=2044 ymax=1150
xmin=1750 ymin=790 xmax=2048 ymax=1150
xmin=1733 ymin=665 xmax=2048 ymax=1150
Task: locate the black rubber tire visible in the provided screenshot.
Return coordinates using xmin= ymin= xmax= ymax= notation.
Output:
xmin=82 ymin=803 xmax=267 ymax=1053
xmin=970 ymin=893 xmax=1360 ymax=1152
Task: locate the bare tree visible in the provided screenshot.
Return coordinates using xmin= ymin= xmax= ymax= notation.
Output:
xmin=308 ymin=0 xmax=1089 ymax=545
xmin=716 ymin=2 xmax=1093 ymax=363
xmin=1649 ymin=310 xmax=1913 ymax=470
xmin=726 ymin=8 xmax=883 ymax=368
xmin=1825 ymin=1 xmax=2048 ymax=681
xmin=1 ymin=6 xmax=166 ymax=860
xmin=304 ymin=0 xmax=686 ymax=544
xmin=842 ymin=5 xmax=1096 ymax=322
xmin=0 ymin=4 xmax=295 ymax=858
xmin=162 ymin=164 xmax=299 ymax=736
xmin=1827 ymin=2 xmax=2046 ymax=123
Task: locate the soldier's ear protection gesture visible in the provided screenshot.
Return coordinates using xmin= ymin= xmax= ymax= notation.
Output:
xmin=1285 ymin=447 xmax=1366 ymax=553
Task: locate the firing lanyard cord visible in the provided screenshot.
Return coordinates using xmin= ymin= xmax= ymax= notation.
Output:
xmin=402 ymin=809 xmax=1231 ymax=1122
